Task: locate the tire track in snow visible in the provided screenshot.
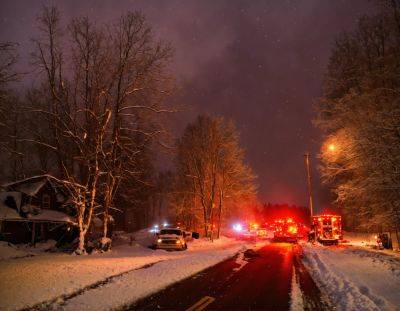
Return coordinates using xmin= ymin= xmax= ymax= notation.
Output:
xmin=24 ymin=260 xmax=166 ymax=311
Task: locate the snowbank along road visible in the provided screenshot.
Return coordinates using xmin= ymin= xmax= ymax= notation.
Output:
xmin=302 ymin=243 xmax=400 ymax=311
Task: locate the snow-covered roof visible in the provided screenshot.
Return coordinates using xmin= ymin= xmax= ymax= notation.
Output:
xmin=4 ymin=174 xmax=51 ymax=187
xmin=29 ymin=209 xmax=76 ymax=224
xmin=0 ymin=201 xmax=76 ymax=224
xmin=3 ymin=175 xmax=71 ymax=198
xmin=17 ymin=179 xmax=47 ymax=196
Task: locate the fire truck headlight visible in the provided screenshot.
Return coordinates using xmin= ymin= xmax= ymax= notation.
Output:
xmin=157 ymin=239 xmax=162 ymax=243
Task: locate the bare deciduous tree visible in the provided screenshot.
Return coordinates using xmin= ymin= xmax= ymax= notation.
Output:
xmin=173 ymin=115 xmax=257 ymax=239
xmin=21 ymin=6 xmax=174 ymax=252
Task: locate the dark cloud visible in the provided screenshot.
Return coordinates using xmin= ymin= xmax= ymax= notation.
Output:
xmin=0 ymin=0 xmax=376 ymax=209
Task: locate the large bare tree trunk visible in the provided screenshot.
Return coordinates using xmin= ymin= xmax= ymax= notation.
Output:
xmin=102 ymin=174 xmax=115 ymax=243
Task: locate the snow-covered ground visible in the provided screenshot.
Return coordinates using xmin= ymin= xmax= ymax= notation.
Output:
xmin=342 ymin=231 xmax=380 ymax=248
xmin=0 ymin=231 xmax=249 ymax=311
xmin=301 ymin=243 xmax=400 ymax=311
xmin=0 ymin=241 xmax=32 ymax=260
xmin=0 ymin=239 xmax=58 ymax=260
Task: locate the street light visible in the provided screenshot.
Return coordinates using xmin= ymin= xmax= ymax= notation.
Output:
xmin=328 ymin=143 xmax=336 ymax=152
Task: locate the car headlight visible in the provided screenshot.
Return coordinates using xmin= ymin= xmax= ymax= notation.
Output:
xmin=157 ymin=239 xmax=162 ymax=243
xmin=176 ymin=240 xmax=181 ymax=244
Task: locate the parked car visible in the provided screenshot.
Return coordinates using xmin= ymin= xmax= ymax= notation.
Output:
xmin=155 ymin=228 xmax=189 ymax=250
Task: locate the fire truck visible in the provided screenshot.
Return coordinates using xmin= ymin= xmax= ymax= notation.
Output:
xmin=273 ymin=218 xmax=298 ymax=243
xmin=312 ymin=215 xmax=342 ymax=245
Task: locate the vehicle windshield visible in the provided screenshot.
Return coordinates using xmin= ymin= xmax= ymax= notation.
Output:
xmin=160 ymin=229 xmax=182 ymax=236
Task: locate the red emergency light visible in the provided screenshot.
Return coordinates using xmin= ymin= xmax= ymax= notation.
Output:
xmin=314 ymin=214 xmax=340 ymax=223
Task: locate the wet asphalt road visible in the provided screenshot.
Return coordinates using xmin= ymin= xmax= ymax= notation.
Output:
xmin=127 ymin=242 xmax=330 ymax=311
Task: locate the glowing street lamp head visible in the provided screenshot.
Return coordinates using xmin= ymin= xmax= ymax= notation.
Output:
xmin=328 ymin=143 xmax=336 ymax=152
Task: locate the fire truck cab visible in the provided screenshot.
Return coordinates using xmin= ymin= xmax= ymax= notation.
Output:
xmin=273 ymin=218 xmax=298 ymax=243
xmin=312 ymin=215 xmax=342 ymax=245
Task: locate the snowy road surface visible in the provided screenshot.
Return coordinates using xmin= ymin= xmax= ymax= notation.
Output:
xmin=302 ymin=243 xmax=400 ymax=311
xmin=0 ymin=237 xmax=248 ymax=310
xmin=130 ymin=242 xmax=327 ymax=311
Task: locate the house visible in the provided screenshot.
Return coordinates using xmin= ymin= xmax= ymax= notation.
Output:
xmin=0 ymin=175 xmax=78 ymax=245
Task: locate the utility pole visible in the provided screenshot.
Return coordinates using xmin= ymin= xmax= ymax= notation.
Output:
xmin=304 ymin=152 xmax=314 ymax=219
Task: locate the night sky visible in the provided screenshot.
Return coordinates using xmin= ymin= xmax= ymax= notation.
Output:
xmin=0 ymin=0 xmax=375 ymax=210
